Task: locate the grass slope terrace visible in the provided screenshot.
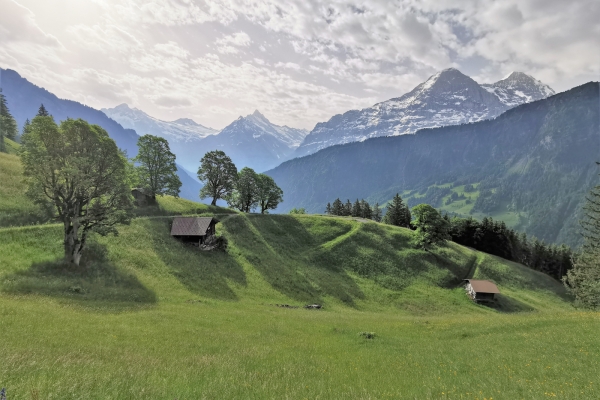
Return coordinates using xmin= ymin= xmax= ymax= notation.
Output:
xmin=1 ymin=210 xmax=597 ymax=398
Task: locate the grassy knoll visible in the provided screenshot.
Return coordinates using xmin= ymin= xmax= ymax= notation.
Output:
xmin=1 ymin=213 xmax=598 ymax=399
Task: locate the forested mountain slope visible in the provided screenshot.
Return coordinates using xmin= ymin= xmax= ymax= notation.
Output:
xmin=268 ymin=82 xmax=600 ymax=247
xmin=0 ymin=69 xmax=202 ymax=201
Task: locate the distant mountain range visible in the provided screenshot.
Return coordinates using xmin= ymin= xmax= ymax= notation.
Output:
xmin=295 ymin=69 xmax=555 ymax=157
xmin=104 ymin=106 xmax=308 ymax=173
xmin=268 ymin=82 xmax=600 ymax=247
xmin=0 ymin=68 xmax=202 ymax=201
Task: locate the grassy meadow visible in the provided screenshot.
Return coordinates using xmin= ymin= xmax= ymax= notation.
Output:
xmin=1 ymin=149 xmax=599 ymax=399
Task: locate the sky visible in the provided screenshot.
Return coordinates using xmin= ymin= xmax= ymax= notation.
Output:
xmin=0 ymin=0 xmax=598 ymax=130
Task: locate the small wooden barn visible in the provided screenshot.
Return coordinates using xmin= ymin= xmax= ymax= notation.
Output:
xmin=464 ymin=279 xmax=500 ymax=303
xmin=170 ymin=217 xmax=219 ymax=245
xmin=131 ymin=188 xmax=154 ymax=207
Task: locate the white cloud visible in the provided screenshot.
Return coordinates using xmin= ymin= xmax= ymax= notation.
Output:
xmin=0 ymin=0 xmax=598 ymax=131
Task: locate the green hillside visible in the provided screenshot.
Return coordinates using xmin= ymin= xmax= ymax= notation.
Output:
xmin=2 ymin=212 xmax=599 ymax=399
xmin=2 ymin=149 xmax=600 ymax=399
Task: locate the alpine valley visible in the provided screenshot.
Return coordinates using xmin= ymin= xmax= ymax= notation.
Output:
xmin=268 ymin=82 xmax=600 ymax=247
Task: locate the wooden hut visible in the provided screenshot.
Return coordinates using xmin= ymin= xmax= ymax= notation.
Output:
xmin=131 ymin=188 xmax=154 ymax=207
xmin=464 ymin=279 xmax=500 ymax=303
xmin=170 ymin=217 xmax=219 ymax=245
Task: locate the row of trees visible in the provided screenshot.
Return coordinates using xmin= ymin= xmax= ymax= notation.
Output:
xmin=18 ymin=104 xmax=284 ymax=266
xmin=325 ymin=194 xmax=411 ymax=227
xmin=447 ymin=215 xmax=573 ymax=281
xmin=197 ymin=150 xmax=283 ymax=213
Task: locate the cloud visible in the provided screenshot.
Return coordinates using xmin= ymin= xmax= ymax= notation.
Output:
xmin=215 ymin=31 xmax=252 ymax=54
xmin=153 ymin=95 xmax=193 ymax=108
xmin=0 ymin=0 xmax=597 ymax=131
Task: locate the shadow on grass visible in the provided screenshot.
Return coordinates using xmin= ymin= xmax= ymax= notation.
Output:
xmin=225 ymin=215 xmax=365 ymax=305
xmin=147 ymin=218 xmax=246 ymax=301
xmin=481 ymin=294 xmax=535 ymax=313
xmin=1 ymin=242 xmax=157 ymax=311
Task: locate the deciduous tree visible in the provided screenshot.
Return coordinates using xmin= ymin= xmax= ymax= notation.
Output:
xmin=227 ymin=167 xmax=259 ymax=212
xmin=411 ymin=204 xmax=449 ymax=250
xmin=20 ymin=116 xmax=132 ymax=266
xmin=198 ymin=150 xmax=238 ymax=205
xmin=133 ymin=134 xmax=181 ymax=199
xmin=256 ymin=173 xmax=283 ymax=214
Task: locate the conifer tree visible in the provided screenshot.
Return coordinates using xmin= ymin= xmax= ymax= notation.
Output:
xmin=325 ymin=202 xmax=332 ymax=214
xmin=565 ymin=170 xmax=600 ymax=309
xmin=332 ymin=198 xmax=343 ymax=215
xmin=344 ymin=199 xmax=352 ymax=216
xmin=0 ymin=90 xmax=18 ymax=143
xmin=361 ymin=199 xmax=372 ymax=219
xmin=351 ymin=199 xmax=361 ymax=217
xmin=383 ymin=193 xmax=410 ymax=227
xmin=37 ymin=104 xmax=50 ymax=117
xmin=372 ymin=202 xmax=382 ymax=222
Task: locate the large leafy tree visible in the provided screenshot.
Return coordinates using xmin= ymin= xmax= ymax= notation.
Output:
xmin=256 ymin=174 xmax=283 ymax=214
xmin=383 ymin=193 xmax=411 ymax=227
xmin=198 ymin=150 xmax=238 ymax=205
xmin=20 ymin=116 xmax=132 ymax=266
xmin=0 ymin=90 xmax=18 ymax=149
xmin=133 ymin=135 xmax=181 ymax=199
xmin=411 ymin=204 xmax=450 ymax=250
xmin=227 ymin=167 xmax=259 ymax=212
xmin=564 ymin=168 xmax=600 ymax=308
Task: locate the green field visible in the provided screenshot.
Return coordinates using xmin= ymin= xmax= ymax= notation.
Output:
xmin=1 ymin=150 xmax=599 ymax=399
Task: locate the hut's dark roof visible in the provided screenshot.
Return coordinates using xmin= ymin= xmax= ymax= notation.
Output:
xmin=464 ymin=279 xmax=500 ymax=294
xmin=171 ymin=217 xmax=219 ymax=236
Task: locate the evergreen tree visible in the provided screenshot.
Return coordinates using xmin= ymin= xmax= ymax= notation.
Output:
xmin=372 ymin=202 xmax=382 ymax=222
xmin=565 ymin=171 xmax=600 ymax=309
xmin=360 ymin=199 xmax=372 ymax=219
xmin=332 ymin=198 xmax=343 ymax=215
xmin=325 ymin=202 xmax=332 ymax=214
xmin=344 ymin=200 xmax=352 ymax=216
xmin=37 ymin=104 xmax=50 ymax=117
xmin=351 ymin=199 xmax=361 ymax=217
xmin=0 ymin=90 xmax=18 ymax=143
xmin=383 ymin=193 xmax=410 ymax=227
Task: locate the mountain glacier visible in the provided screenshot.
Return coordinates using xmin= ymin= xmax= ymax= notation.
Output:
xmin=295 ymin=68 xmax=555 ymax=157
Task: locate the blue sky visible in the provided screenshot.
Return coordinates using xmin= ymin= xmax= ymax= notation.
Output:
xmin=1 ymin=0 xmax=598 ymax=129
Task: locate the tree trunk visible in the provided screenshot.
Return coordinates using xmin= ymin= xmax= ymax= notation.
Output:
xmin=211 ymin=197 xmax=217 ymax=206
xmin=63 ymin=216 xmax=85 ymax=267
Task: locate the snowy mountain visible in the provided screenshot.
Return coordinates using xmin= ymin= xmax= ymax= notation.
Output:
xmin=102 ymin=104 xmax=218 ymax=173
xmin=199 ymin=110 xmax=308 ymax=172
xmin=0 ymin=68 xmax=202 ymax=202
xmin=295 ymin=68 xmax=554 ymax=157
xmin=482 ymin=72 xmax=555 ymax=108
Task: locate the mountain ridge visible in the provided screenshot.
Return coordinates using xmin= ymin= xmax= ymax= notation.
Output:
xmin=295 ymin=68 xmax=555 ymax=157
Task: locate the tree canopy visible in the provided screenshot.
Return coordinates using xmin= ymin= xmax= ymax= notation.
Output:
xmin=133 ymin=134 xmax=181 ymax=199
xmin=20 ymin=116 xmax=132 ymax=266
xmin=411 ymin=204 xmax=449 ymax=250
xmin=198 ymin=150 xmax=238 ymax=206
xmin=256 ymin=174 xmax=283 ymax=214
xmin=227 ymin=167 xmax=259 ymax=212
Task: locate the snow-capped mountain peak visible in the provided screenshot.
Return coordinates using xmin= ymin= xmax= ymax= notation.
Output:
xmin=482 ymin=72 xmax=555 ymax=107
xmin=295 ymin=68 xmax=555 ymax=157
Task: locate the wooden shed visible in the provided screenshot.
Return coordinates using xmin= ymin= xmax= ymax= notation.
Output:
xmin=131 ymin=188 xmax=154 ymax=207
xmin=170 ymin=217 xmax=219 ymax=245
xmin=464 ymin=279 xmax=500 ymax=303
